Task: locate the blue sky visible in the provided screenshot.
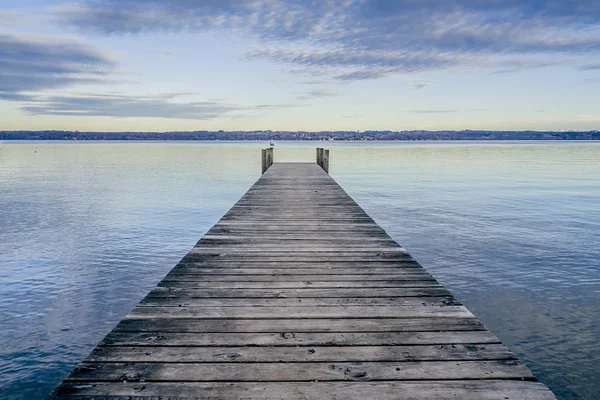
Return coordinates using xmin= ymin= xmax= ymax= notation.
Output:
xmin=1 ymin=0 xmax=600 ymax=131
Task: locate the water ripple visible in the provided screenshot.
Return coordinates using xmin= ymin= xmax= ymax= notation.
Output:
xmin=1 ymin=141 xmax=599 ymax=399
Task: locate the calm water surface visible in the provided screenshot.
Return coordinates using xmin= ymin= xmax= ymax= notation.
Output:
xmin=0 ymin=141 xmax=598 ymax=399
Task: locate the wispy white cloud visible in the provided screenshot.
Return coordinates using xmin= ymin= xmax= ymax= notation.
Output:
xmin=52 ymin=0 xmax=600 ymax=83
xmin=0 ymin=10 xmax=42 ymax=27
xmin=407 ymin=80 xmax=433 ymax=90
xmin=297 ymin=89 xmax=338 ymax=100
xmin=20 ymin=93 xmax=239 ymax=119
xmin=491 ymin=60 xmax=563 ymax=74
xmin=0 ymin=33 xmax=114 ymax=100
xmin=17 ymin=92 xmax=301 ymax=119
xmin=579 ymin=63 xmax=600 ymax=70
xmin=3 ymin=0 xmax=600 ymax=122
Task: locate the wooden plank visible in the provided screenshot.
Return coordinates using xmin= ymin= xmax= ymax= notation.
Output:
xmin=167 ymin=267 xmax=428 ymax=274
xmin=173 ymin=261 xmax=422 ymax=268
xmin=100 ymin=330 xmax=500 ymax=347
xmin=113 ymin=317 xmax=485 ymax=333
xmin=213 ymin=225 xmax=385 ymax=233
xmin=161 ymin=274 xmax=433 ymax=282
xmin=66 ymin=360 xmax=532 ymax=382
xmin=203 ymin=234 xmax=394 ymax=240
xmin=190 ymin=246 xmax=407 ymax=253
xmin=179 ymin=254 xmax=416 ymax=262
xmin=85 ymin=344 xmax=514 ymax=363
xmin=210 ymin=221 xmax=382 ymax=226
xmin=157 ymin=281 xmax=442 ymax=289
xmin=138 ymin=297 xmax=460 ymax=307
xmin=231 ymin=203 xmax=364 ymax=207
xmin=146 ymin=287 xmax=454 ymax=298
xmin=126 ymin=305 xmax=472 ymax=319
xmin=196 ymin=238 xmax=400 ymax=246
xmin=48 ymin=381 xmax=555 ymax=400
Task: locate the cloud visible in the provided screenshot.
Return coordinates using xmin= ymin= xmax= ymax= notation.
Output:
xmin=491 ymin=60 xmax=562 ymax=74
xmin=407 ymin=80 xmax=432 ymax=90
xmin=579 ymin=63 xmax=600 ymax=70
xmin=55 ymin=0 xmax=338 ymax=39
xmin=51 ymin=1 xmax=600 ymax=82
xmin=17 ymin=92 xmax=300 ymax=119
xmin=0 ymin=11 xmax=20 ymax=25
xmin=0 ymin=33 xmax=114 ymax=99
xmin=299 ymin=79 xmax=333 ymax=85
xmin=408 ymin=109 xmax=459 ymax=114
xmin=0 ymin=10 xmax=35 ymax=27
xmin=297 ymin=89 xmax=338 ymax=100
xmin=0 ymin=10 xmax=305 ymax=119
xmin=244 ymin=45 xmax=468 ymax=81
xmin=20 ymin=93 xmax=238 ymax=119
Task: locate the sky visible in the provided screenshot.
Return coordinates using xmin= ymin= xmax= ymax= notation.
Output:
xmin=1 ymin=0 xmax=600 ymax=132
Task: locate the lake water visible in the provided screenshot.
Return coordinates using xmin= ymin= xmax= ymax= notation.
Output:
xmin=0 ymin=141 xmax=598 ymax=399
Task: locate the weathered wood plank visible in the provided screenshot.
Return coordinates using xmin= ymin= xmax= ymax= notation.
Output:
xmin=66 ymin=360 xmax=531 ymax=382
xmin=179 ymin=253 xmax=416 ymax=262
xmin=189 ymin=247 xmax=408 ymax=253
xmin=202 ymin=234 xmax=394 ymax=241
xmin=162 ymin=273 xmax=434 ymax=282
xmin=138 ymin=296 xmax=460 ymax=307
xmin=196 ymin=238 xmax=401 ymax=246
xmin=173 ymin=261 xmax=422 ymax=268
xmin=126 ymin=305 xmax=472 ymax=319
xmin=146 ymin=287 xmax=454 ymax=298
xmin=113 ymin=317 xmax=485 ymax=333
xmin=100 ymin=330 xmax=500 ymax=347
xmin=167 ymin=267 xmax=428 ymax=275
xmin=48 ymin=381 xmax=555 ymax=400
xmin=211 ymin=223 xmax=387 ymax=231
xmin=85 ymin=344 xmax=514 ymax=363
xmin=157 ymin=281 xmax=442 ymax=289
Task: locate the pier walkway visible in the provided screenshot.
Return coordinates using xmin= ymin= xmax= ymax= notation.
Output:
xmin=48 ymin=161 xmax=555 ymax=399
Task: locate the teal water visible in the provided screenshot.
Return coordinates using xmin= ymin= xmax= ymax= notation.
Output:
xmin=0 ymin=141 xmax=598 ymax=399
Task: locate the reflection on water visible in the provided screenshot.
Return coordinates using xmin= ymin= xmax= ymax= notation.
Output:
xmin=0 ymin=141 xmax=598 ymax=399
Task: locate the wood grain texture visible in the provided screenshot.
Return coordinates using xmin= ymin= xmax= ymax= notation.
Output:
xmin=66 ymin=360 xmax=532 ymax=382
xmin=138 ymin=296 xmax=460 ymax=307
xmin=112 ymin=317 xmax=487 ymax=333
xmin=48 ymin=381 xmax=556 ymax=400
xmin=145 ymin=287 xmax=454 ymax=298
xmin=100 ymin=330 xmax=501 ymax=347
xmin=46 ymin=162 xmax=555 ymax=399
xmin=84 ymin=344 xmax=515 ymax=363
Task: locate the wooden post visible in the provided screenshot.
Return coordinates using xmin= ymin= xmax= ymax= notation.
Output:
xmin=262 ymin=148 xmax=274 ymax=174
xmin=316 ymin=147 xmax=329 ymax=173
xmin=268 ymin=147 xmax=274 ymax=169
xmin=316 ymin=148 xmax=323 ymax=168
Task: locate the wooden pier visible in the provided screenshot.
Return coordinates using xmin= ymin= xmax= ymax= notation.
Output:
xmin=47 ymin=152 xmax=555 ymax=399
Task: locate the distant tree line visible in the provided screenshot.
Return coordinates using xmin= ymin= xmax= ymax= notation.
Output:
xmin=1 ymin=130 xmax=599 ymax=141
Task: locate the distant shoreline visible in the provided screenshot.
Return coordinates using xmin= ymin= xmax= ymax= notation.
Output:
xmin=1 ymin=130 xmax=599 ymax=141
